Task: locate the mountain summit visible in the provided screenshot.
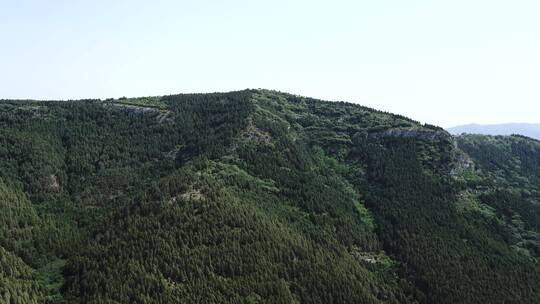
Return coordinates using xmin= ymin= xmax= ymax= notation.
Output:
xmin=1 ymin=90 xmax=539 ymax=303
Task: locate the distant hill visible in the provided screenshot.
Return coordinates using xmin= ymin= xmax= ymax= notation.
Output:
xmin=448 ymin=123 xmax=540 ymax=139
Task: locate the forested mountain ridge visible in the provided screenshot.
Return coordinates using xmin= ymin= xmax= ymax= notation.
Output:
xmin=448 ymin=123 xmax=540 ymax=139
xmin=0 ymin=90 xmax=539 ymax=303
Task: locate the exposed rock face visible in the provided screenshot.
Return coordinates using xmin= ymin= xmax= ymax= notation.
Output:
xmin=108 ymin=103 xmax=173 ymax=123
xmin=242 ymin=122 xmax=271 ymax=144
xmin=368 ymin=128 xmax=450 ymax=141
xmin=109 ymin=103 xmax=161 ymax=114
xmin=231 ymin=119 xmax=272 ymax=152
xmin=450 ymin=148 xmax=475 ymax=177
xmin=169 ymin=189 xmax=205 ymax=204
xmin=47 ymin=175 xmax=60 ymax=192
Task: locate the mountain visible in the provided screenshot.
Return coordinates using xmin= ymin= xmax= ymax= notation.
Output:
xmin=0 ymin=90 xmax=539 ymax=303
xmin=448 ymin=123 xmax=540 ymax=139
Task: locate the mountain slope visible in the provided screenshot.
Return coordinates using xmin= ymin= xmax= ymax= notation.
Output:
xmin=0 ymin=90 xmax=539 ymax=303
xmin=448 ymin=123 xmax=540 ymax=139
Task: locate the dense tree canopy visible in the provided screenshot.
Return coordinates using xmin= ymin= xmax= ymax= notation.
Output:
xmin=0 ymin=90 xmax=538 ymax=303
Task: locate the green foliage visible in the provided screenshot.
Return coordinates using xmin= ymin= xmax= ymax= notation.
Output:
xmin=0 ymin=90 xmax=539 ymax=303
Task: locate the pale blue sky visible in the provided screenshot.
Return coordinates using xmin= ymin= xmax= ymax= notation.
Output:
xmin=1 ymin=0 xmax=539 ymax=127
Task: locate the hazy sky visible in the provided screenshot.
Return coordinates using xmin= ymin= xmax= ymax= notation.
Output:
xmin=1 ymin=0 xmax=539 ymax=127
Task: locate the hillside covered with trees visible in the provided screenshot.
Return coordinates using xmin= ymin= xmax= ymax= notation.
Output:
xmin=0 ymin=90 xmax=539 ymax=303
